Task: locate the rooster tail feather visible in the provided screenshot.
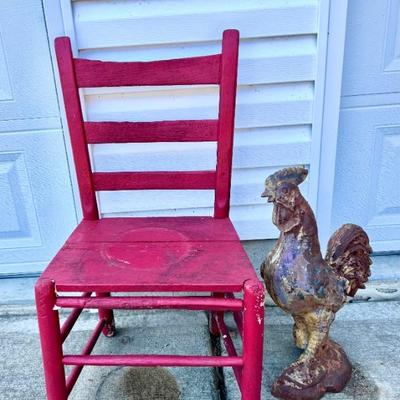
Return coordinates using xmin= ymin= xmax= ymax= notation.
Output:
xmin=325 ymin=224 xmax=372 ymax=297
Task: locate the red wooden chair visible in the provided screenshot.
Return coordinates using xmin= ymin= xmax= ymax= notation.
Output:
xmin=35 ymin=30 xmax=265 ymax=400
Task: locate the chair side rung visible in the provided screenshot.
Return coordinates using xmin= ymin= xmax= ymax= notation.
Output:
xmin=85 ymin=120 xmax=218 ymax=143
xmin=60 ymin=291 xmax=92 ymax=343
xmin=215 ymin=313 xmax=242 ymax=388
xmin=56 ymin=296 xmax=243 ymax=311
xmin=63 ymin=354 xmax=243 ymax=367
xmin=226 ymin=293 xmax=243 ymax=338
xmin=215 ymin=314 xmax=239 ymax=357
xmin=66 ymin=318 xmax=105 ymax=394
xmin=92 ymin=171 xmax=216 ymax=191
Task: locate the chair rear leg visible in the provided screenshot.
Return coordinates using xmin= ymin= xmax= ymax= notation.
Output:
xmin=241 ymin=280 xmax=265 ymax=400
xmin=35 ymin=279 xmax=68 ymax=400
xmin=96 ymin=292 xmax=115 ymax=337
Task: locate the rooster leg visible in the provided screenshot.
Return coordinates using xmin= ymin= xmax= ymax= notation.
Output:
xmin=299 ymin=308 xmax=335 ymax=363
xmin=293 ymin=315 xmax=308 ymax=350
xmin=273 ymin=309 xmax=335 ymax=391
xmin=272 ymin=308 xmax=350 ymax=398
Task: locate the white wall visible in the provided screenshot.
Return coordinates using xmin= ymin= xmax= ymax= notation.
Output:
xmin=47 ymin=0 xmax=338 ymax=240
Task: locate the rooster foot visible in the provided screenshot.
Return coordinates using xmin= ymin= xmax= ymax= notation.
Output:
xmin=271 ymin=339 xmax=352 ymax=400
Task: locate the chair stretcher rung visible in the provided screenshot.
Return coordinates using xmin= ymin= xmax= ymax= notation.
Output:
xmin=60 ymin=291 xmax=92 ymax=343
xmin=56 ymin=296 xmax=243 ymax=311
xmin=66 ymin=318 xmax=105 ymax=394
xmin=226 ymin=293 xmax=243 ymax=338
xmin=215 ymin=313 xmax=242 ymax=388
xmin=63 ymin=354 xmax=243 ymax=367
xmin=215 ymin=314 xmax=239 ymax=358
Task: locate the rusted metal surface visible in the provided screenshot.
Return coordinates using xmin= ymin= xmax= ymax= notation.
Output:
xmin=260 ymin=167 xmax=372 ymax=400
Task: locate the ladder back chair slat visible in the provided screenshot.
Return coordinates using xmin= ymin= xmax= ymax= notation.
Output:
xmin=92 ymin=171 xmax=216 ymax=191
xmin=84 ymin=120 xmax=219 ymax=143
xmin=54 ymin=29 xmax=239 ymax=220
xmin=74 ymin=54 xmax=221 ymax=87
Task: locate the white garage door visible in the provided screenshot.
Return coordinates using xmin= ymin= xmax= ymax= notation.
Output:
xmin=333 ymin=0 xmax=400 ymax=252
xmin=0 ymin=0 xmax=77 ymax=276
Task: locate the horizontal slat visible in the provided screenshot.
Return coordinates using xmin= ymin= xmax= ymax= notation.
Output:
xmin=85 ymin=120 xmax=218 ymax=143
xmin=74 ymin=55 xmax=221 ymax=87
xmin=96 ymin=164 xmax=311 ymax=214
xmin=83 ymin=83 xmax=313 ymax=128
xmin=80 ymin=35 xmax=317 ymax=86
xmin=56 ymin=296 xmax=243 ymax=311
xmin=63 ymin=354 xmax=243 ymax=367
xmin=233 ymin=212 xmax=279 ymax=240
xmin=99 ymin=202 xmax=308 ymax=239
xmin=73 ymin=0 xmax=318 ymax=48
xmin=91 ymin=127 xmax=310 ymax=174
xmin=100 ymin=203 xmax=271 ymax=217
xmin=92 ymin=171 xmax=216 ymax=190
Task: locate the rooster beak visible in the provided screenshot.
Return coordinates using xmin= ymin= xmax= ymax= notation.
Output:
xmin=261 ymin=189 xmax=275 ymax=202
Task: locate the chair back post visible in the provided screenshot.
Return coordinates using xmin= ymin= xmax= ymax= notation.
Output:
xmin=55 ymin=37 xmax=99 ymax=220
xmin=214 ymin=30 xmax=239 ymax=219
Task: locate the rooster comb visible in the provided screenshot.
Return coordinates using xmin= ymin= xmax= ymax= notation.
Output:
xmin=265 ymin=166 xmax=308 ymax=187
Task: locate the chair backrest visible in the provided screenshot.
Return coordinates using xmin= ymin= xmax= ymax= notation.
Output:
xmin=55 ymin=30 xmax=239 ymax=220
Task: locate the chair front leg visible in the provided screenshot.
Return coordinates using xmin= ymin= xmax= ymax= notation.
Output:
xmin=96 ymin=292 xmax=115 ymax=337
xmin=241 ymin=280 xmax=265 ymax=400
xmin=35 ymin=279 xmax=68 ymax=400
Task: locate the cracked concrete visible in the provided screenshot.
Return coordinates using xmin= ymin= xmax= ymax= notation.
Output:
xmin=1 ymin=300 xmax=400 ymax=399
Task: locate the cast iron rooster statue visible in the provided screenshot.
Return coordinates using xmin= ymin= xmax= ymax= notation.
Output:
xmin=260 ymin=167 xmax=372 ymax=400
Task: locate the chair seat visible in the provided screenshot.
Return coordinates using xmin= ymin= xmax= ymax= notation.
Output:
xmin=41 ymin=217 xmax=257 ymax=292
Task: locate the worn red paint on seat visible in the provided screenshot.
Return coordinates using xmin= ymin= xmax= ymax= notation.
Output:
xmin=42 ymin=217 xmax=257 ymax=292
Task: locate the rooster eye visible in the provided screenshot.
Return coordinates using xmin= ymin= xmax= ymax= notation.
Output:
xmin=282 ymin=187 xmax=288 ymax=194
